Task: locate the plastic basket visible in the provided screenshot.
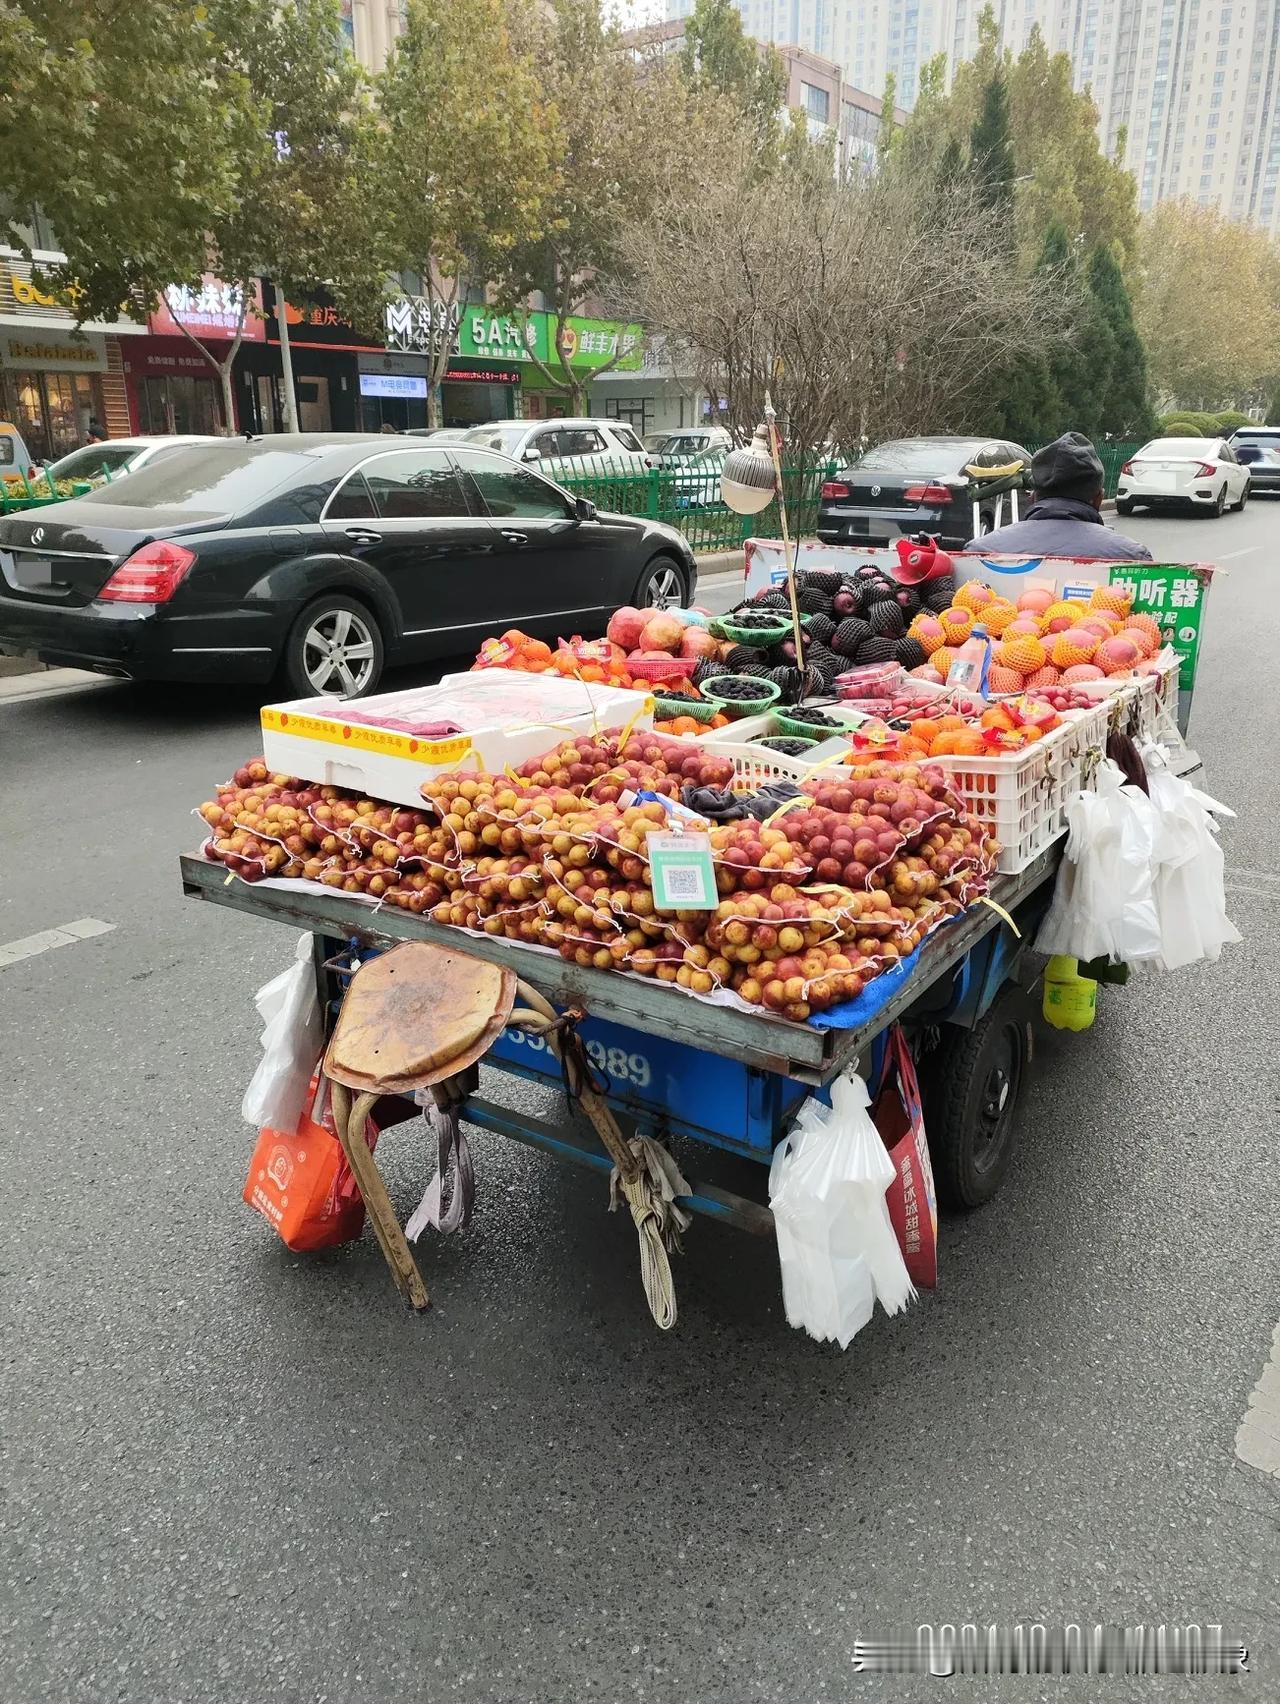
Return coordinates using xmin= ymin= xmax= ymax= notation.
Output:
xmin=625 ymin=655 xmax=693 ymax=684
xmin=652 ymin=692 xmax=718 ymax=724
xmin=709 ymin=615 xmax=793 ymax=647
xmin=696 ymin=711 xmax=776 ymax=745
xmin=930 ymin=699 xmax=1110 ymax=874
xmin=701 ymin=675 xmax=782 ymax=719
xmin=711 ymin=741 xmax=817 ymax=786
xmin=772 ymin=705 xmax=865 ymax=741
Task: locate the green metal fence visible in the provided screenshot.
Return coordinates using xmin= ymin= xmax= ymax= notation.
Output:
xmin=555 ymin=455 xmax=838 ymax=556
xmin=556 ymin=443 xmax=1142 ymax=554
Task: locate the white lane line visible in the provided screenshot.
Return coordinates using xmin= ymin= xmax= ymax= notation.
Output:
xmin=1235 ymin=1324 xmax=1280 ymax=1478
xmin=0 ymin=917 xmax=116 ymax=969
xmin=1214 ymin=545 xmax=1260 ymax=560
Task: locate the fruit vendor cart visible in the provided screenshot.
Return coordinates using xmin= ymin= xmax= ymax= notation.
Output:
xmin=180 ymin=838 xmax=1059 ymax=1325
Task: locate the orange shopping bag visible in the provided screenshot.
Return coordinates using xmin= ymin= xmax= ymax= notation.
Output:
xmin=243 ymin=1073 xmax=379 ymax=1252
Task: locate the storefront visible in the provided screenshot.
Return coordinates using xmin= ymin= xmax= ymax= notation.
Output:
xmin=234 ymin=285 xmax=377 ymax=434
xmin=353 ymin=349 xmax=522 ymax=431
xmin=0 ymin=253 xmax=138 ymax=458
xmin=124 ymin=277 xmax=267 ymax=435
xmin=588 ymin=334 xmax=710 ymax=437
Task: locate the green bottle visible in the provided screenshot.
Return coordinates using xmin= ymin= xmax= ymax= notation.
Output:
xmin=1042 ymin=955 xmax=1097 ymax=1031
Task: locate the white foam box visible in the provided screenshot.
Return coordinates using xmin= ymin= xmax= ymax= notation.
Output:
xmin=260 ymin=672 xmax=654 ymax=808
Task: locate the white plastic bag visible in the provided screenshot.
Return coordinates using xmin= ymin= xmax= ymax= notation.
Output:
xmin=770 ymin=1073 xmax=915 ymax=1348
xmin=1142 ymin=744 xmax=1240 ymax=971
xmin=240 ymin=933 xmax=324 ymax=1131
xmin=1036 ymin=760 xmax=1162 ymax=964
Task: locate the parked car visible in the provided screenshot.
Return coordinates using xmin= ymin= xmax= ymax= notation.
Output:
xmin=41 ymin=434 xmax=223 ymax=489
xmin=1228 ymin=426 xmax=1280 ymax=496
xmin=817 ymin=437 xmax=1032 ymax=548
xmin=667 ymin=447 xmax=729 ymax=510
xmin=643 ymin=426 xmax=732 ymax=465
xmin=0 ymin=419 xmax=39 ymax=485
xmin=1115 ymin=437 xmax=1250 ymax=516
xmin=401 ymin=426 xmax=475 ymax=441
xmin=0 ymin=434 xmax=697 ymax=698
xmin=461 ymin=418 xmax=652 ymax=476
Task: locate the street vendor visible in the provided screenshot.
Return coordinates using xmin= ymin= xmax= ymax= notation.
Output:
xmin=965 ymin=432 xmax=1153 ymax=562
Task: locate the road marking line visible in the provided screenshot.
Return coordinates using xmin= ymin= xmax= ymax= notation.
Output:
xmin=0 ymin=917 xmax=116 ymax=969
xmin=1214 ymin=546 xmax=1260 ymax=560
xmin=1236 ymin=1325 xmax=1280 ymax=1478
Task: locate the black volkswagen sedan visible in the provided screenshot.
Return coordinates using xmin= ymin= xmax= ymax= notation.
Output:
xmin=0 ymin=435 xmax=698 ymax=698
xmin=817 ymin=436 xmax=1032 ymax=549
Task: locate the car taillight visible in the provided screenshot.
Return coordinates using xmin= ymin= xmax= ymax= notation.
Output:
xmin=821 ymin=481 xmax=850 ymax=499
xmin=1195 ymin=462 xmax=1216 ymax=478
xmin=1120 ymin=461 xmax=1134 ymax=476
xmin=904 ymin=483 xmax=953 ymax=504
xmin=98 ymin=540 xmax=196 ymax=603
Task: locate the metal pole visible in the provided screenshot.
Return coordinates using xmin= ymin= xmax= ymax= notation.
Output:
xmin=274 ymin=280 xmax=299 ymax=434
xmin=763 ymin=391 xmax=804 ymax=670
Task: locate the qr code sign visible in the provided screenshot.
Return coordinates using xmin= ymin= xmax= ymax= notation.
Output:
xmin=664 ymin=864 xmax=707 ymax=902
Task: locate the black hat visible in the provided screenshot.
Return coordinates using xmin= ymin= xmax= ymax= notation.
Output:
xmin=1031 ymin=431 xmax=1105 ymax=494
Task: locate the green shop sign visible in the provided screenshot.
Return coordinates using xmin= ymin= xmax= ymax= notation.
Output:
xmin=386 ymin=297 xmax=643 ymax=373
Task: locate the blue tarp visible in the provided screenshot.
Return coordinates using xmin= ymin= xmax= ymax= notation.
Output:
xmin=808 ymin=912 xmax=965 ymax=1032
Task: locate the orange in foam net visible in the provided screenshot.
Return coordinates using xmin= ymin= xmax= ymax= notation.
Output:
xmin=1089 ymin=584 xmax=1132 ymax=619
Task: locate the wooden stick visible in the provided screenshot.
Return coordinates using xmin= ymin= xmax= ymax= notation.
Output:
xmin=329 ymin=1079 xmax=430 ymax=1312
xmin=763 ymin=391 xmax=803 ymax=670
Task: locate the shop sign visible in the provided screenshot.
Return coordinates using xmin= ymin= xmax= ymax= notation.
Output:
xmin=0 ymin=254 xmax=146 ymax=333
xmin=130 ymin=349 xmax=215 ymax=375
xmin=268 ymin=284 xmax=381 ymax=350
xmin=148 ymin=276 xmax=266 ymax=342
xmin=359 ymin=372 xmax=429 ymax=399
xmin=383 ymin=297 xmax=644 ymax=373
xmin=1108 ymin=564 xmax=1208 ymax=691
xmin=445 ymin=364 xmax=522 ymax=385
xmin=0 ymin=331 xmax=107 ymax=372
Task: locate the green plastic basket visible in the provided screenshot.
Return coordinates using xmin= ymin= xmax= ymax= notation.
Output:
xmin=701 ymin=674 xmax=782 ymax=720
xmin=709 ymin=614 xmax=793 ymax=647
xmin=652 ymin=692 xmax=718 ymax=724
xmin=772 ymin=707 xmax=850 ymax=740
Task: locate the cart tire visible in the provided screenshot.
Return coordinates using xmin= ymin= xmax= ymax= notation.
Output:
xmin=922 ymin=982 xmax=1032 ymax=1210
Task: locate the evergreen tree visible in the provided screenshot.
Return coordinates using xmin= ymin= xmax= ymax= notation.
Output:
xmin=989 ymin=223 xmax=1070 ymax=441
xmin=969 ymin=71 xmax=1016 ymax=224
xmin=1267 ymin=388 xmax=1280 ymax=427
xmin=1088 ymin=244 xmax=1155 ymax=438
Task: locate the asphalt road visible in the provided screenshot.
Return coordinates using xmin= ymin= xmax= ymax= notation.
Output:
xmin=3 ymin=501 xmax=1279 ymax=1701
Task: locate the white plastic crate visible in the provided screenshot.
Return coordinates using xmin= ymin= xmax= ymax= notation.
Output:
xmin=928 ymin=699 xmax=1110 ymax=874
xmin=260 ymin=674 xmax=653 ymax=808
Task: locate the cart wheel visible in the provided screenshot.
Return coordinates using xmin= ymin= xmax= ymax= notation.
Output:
xmin=922 ymin=982 xmax=1032 ymax=1209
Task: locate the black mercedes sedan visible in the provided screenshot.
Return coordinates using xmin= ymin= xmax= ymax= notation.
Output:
xmin=817 ymin=436 xmax=1032 ymax=549
xmin=0 ymin=435 xmax=698 ymax=698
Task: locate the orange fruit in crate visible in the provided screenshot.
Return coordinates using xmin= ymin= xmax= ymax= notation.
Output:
xmin=939 ymin=606 xmax=975 ymax=644
xmin=930 ymin=645 xmax=956 ymax=679
xmin=954 ymin=731 xmax=986 ymax=755
xmin=1050 ymin=627 xmax=1099 ymax=668
xmin=982 ymin=600 xmax=1018 ymax=635
xmin=986 ymin=663 xmax=1023 ymax=695
xmin=1042 ymin=599 xmax=1087 ymax=633
xmin=910 ymin=717 xmax=942 ymax=744
xmin=910 ymin=614 xmax=947 ymax=654
xmin=1090 ymin=584 xmax=1132 ymax=619
xmin=1024 ymin=665 xmax=1061 ymax=689
xmin=1062 ymin=663 xmax=1105 ymax=682
xmin=936 ymin=713 xmax=968 ymax=732
xmin=981 ymin=704 xmax=1016 ymax=731
xmin=931 ymin=731 xmax=961 ymax=755
xmin=997 ymin=633 xmax=1048 ymax=675
xmin=954 ymin=580 xmax=994 ymax=612
xmin=1017 ymin=587 xmax=1055 ymax=614
xmin=1004 ymin=614 xmax=1044 ymax=638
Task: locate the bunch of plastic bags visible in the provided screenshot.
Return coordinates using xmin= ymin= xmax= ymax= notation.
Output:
xmin=769 ymin=1073 xmax=915 ymax=1348
xmin=1036 ymin=749 xmax=1239 ymax=971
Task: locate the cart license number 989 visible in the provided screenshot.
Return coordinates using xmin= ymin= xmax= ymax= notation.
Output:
xmin=505 ymin=1028 xmax=652 ymax=1089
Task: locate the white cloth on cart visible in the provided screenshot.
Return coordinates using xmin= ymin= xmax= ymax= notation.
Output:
xmin=1142 ymin=743 xmax=1240 ymax=971
xmin=1035 ymin=760 xmax=1163 ymax=965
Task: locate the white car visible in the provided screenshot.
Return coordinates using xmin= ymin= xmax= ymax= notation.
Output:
xmin=42 ymin=434 xmax=224 ymax=488
xmin=643 ymin=426 xmax=732 ymax=464
xmin=460 ymin=417 xmax=652 ymax=476
xmin=1116 ymin=437 xmax=1251 ymax=517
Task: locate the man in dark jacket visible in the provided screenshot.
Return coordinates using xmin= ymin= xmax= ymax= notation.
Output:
xmin=964 ymin=432 xmax=1153 ymax=561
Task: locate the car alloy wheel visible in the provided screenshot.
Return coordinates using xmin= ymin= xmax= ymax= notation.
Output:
xmin=302 ymin=605 xmax=378 ymax=697
xmin=642 ymin=560 xmax=684 ymax=608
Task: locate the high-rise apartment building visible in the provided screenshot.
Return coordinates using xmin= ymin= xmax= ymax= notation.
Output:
xmin=664 ymin=0 xmax=1280 ymax=233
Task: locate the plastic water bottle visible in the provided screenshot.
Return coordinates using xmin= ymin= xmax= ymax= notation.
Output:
xmin=1042 ymin=955 xmax=1097 ymax=1030
xmin=946 ymin=625 xmax=991 ymax=694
